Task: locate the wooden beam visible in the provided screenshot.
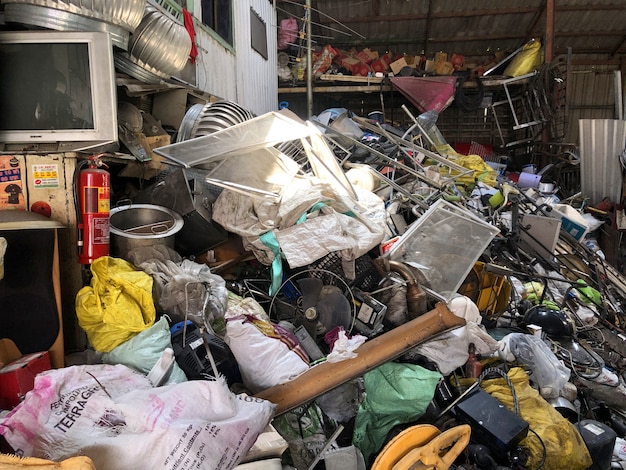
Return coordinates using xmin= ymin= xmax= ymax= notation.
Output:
xmin=611 ymin=34 xmax=626 ymax=58
xmin=279 ymin=84 xmax=392 ymax=93
xmin=254 ymin=302 xmax=466 ymax=416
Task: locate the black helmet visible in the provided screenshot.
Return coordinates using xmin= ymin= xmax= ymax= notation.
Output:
xmin=522 ymin=306 xmax=575 ymax=337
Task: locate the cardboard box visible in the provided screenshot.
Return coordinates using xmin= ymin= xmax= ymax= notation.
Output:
xmin=434 ymin=51 xmax=448 ymax=63
xmin=390 ymin=56 xmax=408 ymax=75
xmin=340 ymin=56 xmax=363 ymax=76
xmin=0 ymin=351 xmax=50 ymax=409
xmin=433 ymin=61 xmax=455 ymax=75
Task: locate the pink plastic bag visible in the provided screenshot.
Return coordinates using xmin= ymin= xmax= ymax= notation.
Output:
xmin=278 ymin=18 xmax=298 ymax=50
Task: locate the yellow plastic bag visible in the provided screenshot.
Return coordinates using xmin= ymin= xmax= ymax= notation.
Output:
xmin=504 ymin=40 xmax=543 ymax=77
xmin=438 ymin=154 xmax=497 ymax=188
xmin=480 ymin=367 xmax=592 ymax=470
xmin=75 ymin=256 xmax=156 ymax=352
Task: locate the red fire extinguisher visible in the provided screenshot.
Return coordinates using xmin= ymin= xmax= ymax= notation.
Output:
xmin=74 ymin=154 xmax=110 ymax=264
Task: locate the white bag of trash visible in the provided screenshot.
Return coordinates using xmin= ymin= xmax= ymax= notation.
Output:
xmin=0 ymin=364 xmax=275 ymax=470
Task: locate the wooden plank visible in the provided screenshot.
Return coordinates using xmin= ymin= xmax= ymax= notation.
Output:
xmin=254 ymin=302 xmax=466 ymax=415
xmin=279 ymin=84 xmax=392 ymax=94
xmin=319 ymin=74 xmax=385 ymax=84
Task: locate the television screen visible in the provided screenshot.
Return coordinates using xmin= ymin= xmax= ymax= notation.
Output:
xmin=0 ymin=31 xmax=118 ymax=153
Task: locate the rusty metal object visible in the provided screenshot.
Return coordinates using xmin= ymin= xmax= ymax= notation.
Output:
xmin=373 ymin=257 xmax=429 ymax=317
xmin=254 ymin=302 xmax=465 ymax=415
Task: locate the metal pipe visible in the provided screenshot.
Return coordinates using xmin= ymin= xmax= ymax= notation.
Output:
xmin=306 ymin=0 xmax=313 ymax=118
xmin=373 ymin=258 xmax=428 ymax=317
xmin=545 ymin=0 xmax=555 ymax=63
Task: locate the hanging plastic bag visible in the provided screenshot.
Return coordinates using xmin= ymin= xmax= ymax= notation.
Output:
xmin=278 ymin=18 xmax=298 ymax=50
xmin=75 ymin=257 xmax=156 ymax=353
xmin=0 ymin=364 xmax=276 ymax=470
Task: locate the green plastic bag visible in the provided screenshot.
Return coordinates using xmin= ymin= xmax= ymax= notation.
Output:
xmin=352 ymin=362 xmax=442 ymax=463
xmin=102 ymin=317 xmax=187 ymax=384
xmin=76 ymin=256 xmax=156 ymax=352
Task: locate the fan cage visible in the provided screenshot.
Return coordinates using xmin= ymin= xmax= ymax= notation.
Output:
xmin=306 ymin=252 xmax=382 ymax=293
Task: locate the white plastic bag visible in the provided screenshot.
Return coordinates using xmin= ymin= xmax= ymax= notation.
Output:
xmin=499 ymin=333 xmax=571 ymax=399
xmin=139 ymin=258 xmax=229 ymax=327
xmin=224 ymin=317 xmax=310 ymax=393
xmin=0 ymin=364 xmax=275 ymax=470
xmin=408 ymin=296 xmax=499 ymax=375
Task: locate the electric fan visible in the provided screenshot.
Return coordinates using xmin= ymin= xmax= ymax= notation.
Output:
xmin=296 ymin=276 xmax=354 ymax=338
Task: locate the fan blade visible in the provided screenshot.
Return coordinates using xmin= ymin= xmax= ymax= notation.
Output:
xmin=297 ymin=278 xmax=324 ymax=311
xmin=316 ymin=288 xmax=352 ymax=333
xmin=297 ymin=277 xmax=325 ymax=337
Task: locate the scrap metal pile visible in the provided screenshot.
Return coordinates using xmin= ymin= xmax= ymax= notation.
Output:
xmin=145 ymin=104 xmax=626 ymax=469
xmin=5 ymin=102 xmax=626 ymax=470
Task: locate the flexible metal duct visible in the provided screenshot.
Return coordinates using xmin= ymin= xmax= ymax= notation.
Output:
xmin=1 ymin=0 xmax=145 ymax=49
xmin=177 ymin=101 xmax=255 ymax=142
xmin=114 ymin=5 xmax=192 ymax=84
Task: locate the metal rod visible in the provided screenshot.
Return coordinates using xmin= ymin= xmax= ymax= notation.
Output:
xmin=306 ymin=0 xmax=313 ymax=118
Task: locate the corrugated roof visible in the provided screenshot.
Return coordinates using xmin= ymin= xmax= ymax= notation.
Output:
xmin=277 ymin=0 xmax=626 ymax=62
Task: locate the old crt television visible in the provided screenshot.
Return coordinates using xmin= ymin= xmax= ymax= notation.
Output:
xmin=0 ymin=30 xmax=118 ymax=153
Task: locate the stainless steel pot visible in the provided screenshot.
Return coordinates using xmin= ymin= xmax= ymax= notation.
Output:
xmin=109 ymin=203 xmax=183 ymax=259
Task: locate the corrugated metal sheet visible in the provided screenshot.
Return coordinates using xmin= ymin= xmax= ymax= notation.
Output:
xmin=567 ymin=67 xmax=618 ymax=142
xmin=234 ymin=0 xmax=278 ymax=115
xmin=578 ymin=119 xmax=626 ymax=206
xmin=149 ymin=0 xmax=276 ymax=113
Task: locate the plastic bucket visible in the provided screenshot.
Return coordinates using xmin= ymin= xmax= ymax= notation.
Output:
xmin=518 ymin=172 xmax=541 ymax=189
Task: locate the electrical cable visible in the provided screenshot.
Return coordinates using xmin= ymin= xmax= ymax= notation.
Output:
xmin=477 ymin=367 xmax=520 ymax=416
xmin=526 ymin=427 xmax=547 ymax=470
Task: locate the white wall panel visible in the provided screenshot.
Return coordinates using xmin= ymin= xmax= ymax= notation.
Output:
xmin=579 ymin=119 xmax=626 ymax=206
xmin=233 ymin=0 xmax=278 ymax=115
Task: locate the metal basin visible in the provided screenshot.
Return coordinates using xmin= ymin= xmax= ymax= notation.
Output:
xmin=109 ymin=203 xmax=183 ymax=258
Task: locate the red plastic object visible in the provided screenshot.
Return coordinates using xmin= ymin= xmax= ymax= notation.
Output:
xmin=0 ymin=352 xmax=51 ymax=409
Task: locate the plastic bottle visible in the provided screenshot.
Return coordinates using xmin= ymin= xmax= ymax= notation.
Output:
xmin=465 ymin=343 xmax=483 ymax=378
xmin=146 ymin=347 xmax=175 ymax=387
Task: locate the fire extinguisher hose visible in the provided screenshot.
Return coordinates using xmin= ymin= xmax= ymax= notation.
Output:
xmin=73 ymin=159 xmax=91 ymax=256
